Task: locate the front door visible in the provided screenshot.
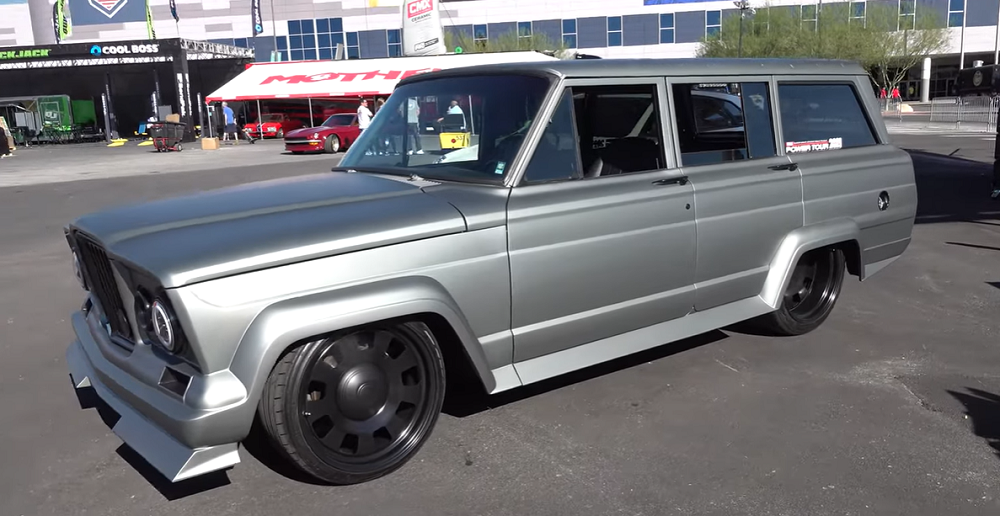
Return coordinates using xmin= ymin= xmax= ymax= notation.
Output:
xmin=666 ymin=77 xmax=804 ymax=311
xmin=506 ymin=79 xmax=697 ymax=364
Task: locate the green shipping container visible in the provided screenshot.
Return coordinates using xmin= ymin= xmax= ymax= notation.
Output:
xmin=38 ymin=95 xmax=73 ymax=131
xmin=72 ymin=99 xmax=97 ymax=125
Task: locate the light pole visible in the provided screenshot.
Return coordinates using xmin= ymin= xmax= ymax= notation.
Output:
xmin=734 ymin=0 xmax=753 ymax=58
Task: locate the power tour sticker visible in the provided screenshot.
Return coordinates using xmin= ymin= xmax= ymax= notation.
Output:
xmin=785 ymin=137 xmax=843 ymax=154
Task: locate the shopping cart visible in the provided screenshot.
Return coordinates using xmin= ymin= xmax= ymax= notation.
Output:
xmin=148 ymin=121 xmax=186 ymax=152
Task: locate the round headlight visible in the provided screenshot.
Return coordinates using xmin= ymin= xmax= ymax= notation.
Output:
xmin=72 ymin=251 xmax=87 ymax=290
xmin=150 ymin=299 xmax=176 ymax=351
xmin=312 ymin=133 xmax=320 ymax=140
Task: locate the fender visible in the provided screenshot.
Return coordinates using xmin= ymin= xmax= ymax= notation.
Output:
xmin=759 ymin=218 xmax=862 ymax=309
xmin=227 ymin=275 xmax=496 ymax=429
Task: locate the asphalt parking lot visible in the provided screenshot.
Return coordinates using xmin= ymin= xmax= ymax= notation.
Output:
xmin=1 ymin=135 xmax=999 ymax=516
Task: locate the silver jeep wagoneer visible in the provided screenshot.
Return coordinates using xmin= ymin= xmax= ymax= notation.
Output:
xmin=64 ymin=58 xmax=916 ymax=485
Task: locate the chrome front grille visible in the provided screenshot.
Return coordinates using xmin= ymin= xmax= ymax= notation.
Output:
xmin=73 ymin=233 xmax=133 ymax=341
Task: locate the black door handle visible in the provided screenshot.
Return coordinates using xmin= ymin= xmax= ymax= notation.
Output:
xmin=653 ymin=176 xmax=689 ymax=186
xmin=768 ymin=162 xmax=799 ymax=171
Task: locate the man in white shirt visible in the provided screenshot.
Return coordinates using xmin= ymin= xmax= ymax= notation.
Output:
xmin=436 ymin=99 xmax=466 ymax=131
xmin=357 ymin=99 xmax=373 ymax=132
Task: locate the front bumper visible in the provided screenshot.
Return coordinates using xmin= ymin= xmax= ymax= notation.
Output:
xmin=285 ymin=139 xmax=324 ymax=152
xmin=66 ymin=305 xmax=249 ymax=482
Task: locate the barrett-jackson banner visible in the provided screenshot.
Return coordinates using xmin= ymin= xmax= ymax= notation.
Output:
xmin=52 ymin=0 xmax=71 ymax=43
xmin=251 ymin=0 xmax=263 ymax=36
xmin=145 ymin=0 xmax=156 ymax=39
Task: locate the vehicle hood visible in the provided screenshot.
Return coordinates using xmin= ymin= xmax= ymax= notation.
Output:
xmin=69 ymin=172 xmax=466 ymax=288
xmin=286 ymin=126 xmax=340 ymax=138
xmin=246 ymin=121 xmax=281 ymax=128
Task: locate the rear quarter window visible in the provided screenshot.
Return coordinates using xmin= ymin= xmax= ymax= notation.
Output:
xmin=777 ymin=83 xmax=879 ymax=153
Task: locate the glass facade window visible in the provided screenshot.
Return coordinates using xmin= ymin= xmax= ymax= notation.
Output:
xmin=233 ymin=38 xmax=250 ymax=48
xmin=660 ymin=13 xmax=674 ymax=44
xmin=473 ymin=24 xmax=488 ymax=49
xmin=518 ymin=21 xmax=532 ymax=39
xmin=802 ymin=5 xmax=817 ymax=31
xmin=706 ymin=10 xmax=721 ymax=38
xmin=898 ymin=0 xmax=915 ymax=30
xmin=562 ymin=18 xmax=577 ymax=49
xmin=346 ymin=31 xmax=359 ymax=59
xmin=849 ymin=1 xmax=865 ymax=26
xmin=388 ymin=29 xmax=402 ymax=57
xmin=316 ymin=18 xmax=345 ymax=60
xmin=948 ymin=0 xmax=964 ymax=28
xmin=276 ymin=36 xmax=288 ymax=61
xmin=607 ymin=16 xmax=622 ymax=47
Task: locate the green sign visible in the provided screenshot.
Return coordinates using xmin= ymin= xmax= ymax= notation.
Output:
xmin=454 ymin=47 xmax=463 ymax=54
xmin=0 ymin=49 xmax=51 ymax=60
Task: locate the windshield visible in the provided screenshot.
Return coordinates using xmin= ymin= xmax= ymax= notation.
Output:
xmin=258 ymin=114 xmax=283 ymax=123
xmin=323 ymin=113 xmax=355 ymax=127
xmin=338 ymin=74 xmax=552 ymax=184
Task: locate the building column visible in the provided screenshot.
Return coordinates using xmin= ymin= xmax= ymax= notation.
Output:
xmin=171 ymin=48 xmax=196 ymax=143
xmin=921 ymin=57 xmax=931 ymax=103
xmin=28 ymin=0 xmax=55 ymax=45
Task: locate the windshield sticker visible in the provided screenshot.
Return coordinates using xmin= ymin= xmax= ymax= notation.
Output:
xmin=785 ymin=137 xmax=843 ymax=154
xmin=494 ymin=161 xmax=506 ymax=175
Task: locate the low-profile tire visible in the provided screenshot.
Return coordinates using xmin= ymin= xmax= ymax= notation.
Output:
xmin=757 ymin=247 xmax=846 ymax=336
xmin=259 ymin=321 xmax=446 ymax=485
xmin=325 ymin=135 xmax=340 ymax=154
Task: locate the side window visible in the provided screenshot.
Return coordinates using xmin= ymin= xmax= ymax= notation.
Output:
xmin=521 ymin=88 xmax=582 ymax=183
xmin=671 ymin=82 xmax=777 ymax=167
xmin=777 ymin=83 xmax=878 ymax=153
xmin=521 ymin=83 xmax=666 ymax=183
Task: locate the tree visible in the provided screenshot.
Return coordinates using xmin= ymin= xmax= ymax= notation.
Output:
xmin=697 ymin=1 xmax=947 ymax=93
xmin=443 ymin=29 xmax=568 ymax=57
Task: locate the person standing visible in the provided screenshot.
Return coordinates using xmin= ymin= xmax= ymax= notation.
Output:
xmin=406 ymin=97 xmax=424 ymax=155
xmin=357 ymin=98 xmax=373 ymax=133
xmin=222 ymin=102 xmax=238 ymax=143
xmin=0 ymin=116 xmax=11 ymax=159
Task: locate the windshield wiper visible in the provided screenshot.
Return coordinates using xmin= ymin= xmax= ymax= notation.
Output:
xmin=330 ymin=166 xmax=406 ymax=176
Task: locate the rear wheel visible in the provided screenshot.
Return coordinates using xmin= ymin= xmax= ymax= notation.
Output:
xmin=259 ymin=322 xmax=446 ymax=485
xmin=325 ymin=135 xmax=340 ymax=153
xmin=757 ymin=247 xmax=846 ymax=336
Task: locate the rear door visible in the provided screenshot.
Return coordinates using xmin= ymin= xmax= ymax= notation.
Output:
xmin=665 ymin=76 xmax=804 ymax=311
xmin=771 ymin=76 xmax=917 ymax=277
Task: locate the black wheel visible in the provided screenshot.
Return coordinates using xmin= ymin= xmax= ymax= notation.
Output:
xmin=175 ymin=143 xmax=182 ymax=152
xmin=325 ymin=135 xmax=340 ymax=153
xmin=277 ymin=129 xmax=285 ymax=139
xmin=259 ymin=321 xmax=445 ymax=485
xmin=757 ymin=247 xmax=846 ymax=336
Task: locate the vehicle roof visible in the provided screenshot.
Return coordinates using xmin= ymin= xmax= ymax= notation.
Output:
xmin=398 ymin=57 xmax=867 ymax=86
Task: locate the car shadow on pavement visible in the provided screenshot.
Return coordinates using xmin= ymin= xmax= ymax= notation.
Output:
xmin=72 ymin=382 xmax=233 ymax=499
xmin=441 ymin=330 xmax=728 ymax=418
xmin=989 ymin=282 xmax=1000 ymax=290
xmin=240 ymin=419 xmax=330 ymax=486
xmin=908 ymin=152 xmax=999 ymax=225
xmin=948 ymin=388 xmax=1000 ymax=461
xmin=114 ymin=445 xmax=232 ymax=500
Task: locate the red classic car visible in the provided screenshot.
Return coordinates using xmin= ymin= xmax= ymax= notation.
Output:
xmin=283 ymin=113 xmax=360 ymax=154
xmin=244 ymin=113 xmax=304 ymax=139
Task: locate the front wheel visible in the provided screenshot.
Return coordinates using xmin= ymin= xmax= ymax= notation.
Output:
xmin=276 ymin=129 xmax=284 ymax=139
xmin=325 ymin=135 xmax=340 ymax=153
xmin=259 ymin=322 xmax=446 ymax=485
xmin=756 ymin=247 xmax=846 ymax=336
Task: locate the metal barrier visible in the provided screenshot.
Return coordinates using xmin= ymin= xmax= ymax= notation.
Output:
xmin=928 ymin=96 xmax=1000 ymax=133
